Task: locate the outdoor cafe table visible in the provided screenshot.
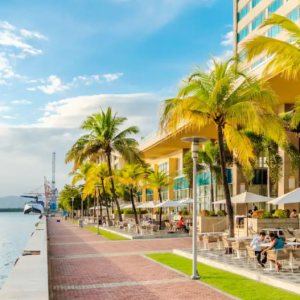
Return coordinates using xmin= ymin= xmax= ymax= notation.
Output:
xmin=260 ymin=242 xmax=300 ymax=271
xmin=262 ymin=228 xmax=284 ymax=235
xmin=199 ymin=232 xmax=226 ymax=250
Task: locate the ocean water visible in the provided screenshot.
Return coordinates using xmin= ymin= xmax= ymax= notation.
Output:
xmin=0 ymin=212 xmax=39 ymax=289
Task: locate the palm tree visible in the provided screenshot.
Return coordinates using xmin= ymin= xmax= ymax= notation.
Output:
xmin=69 ymin=161 xmax=93 ymax=215
xmin=65 ymin=107 xmax=143 ymax=221
xmin=160 ymin=58 xmax=286 ymax=237
xmin=147 ymin=170 xmax=169 ymax=230
xmin=243 ymin=14 xmax=300 ymax=80
xmin=84 ymin=163 xmax=112 ymax=222
xmin=244 ymin=132 xmax=300 ymax=197
xmin=117 ymin=164 xmax=147 ymax=226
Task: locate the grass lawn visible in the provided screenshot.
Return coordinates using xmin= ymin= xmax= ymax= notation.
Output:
xmin=85 ymin=227 xmax=128 ymax=240
xmin=147 ymin=253 xmax=300 ymax=300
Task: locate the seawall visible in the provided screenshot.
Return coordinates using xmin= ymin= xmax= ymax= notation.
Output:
xmin=0 ymin=215 xmax=49 ymax=300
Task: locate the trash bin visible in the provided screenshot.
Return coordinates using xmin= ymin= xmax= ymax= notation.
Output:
xmin=78 ymin=219 xmax=83 ymax=228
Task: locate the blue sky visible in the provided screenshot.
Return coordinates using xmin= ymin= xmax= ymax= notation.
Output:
xmin=0 ymin=0 xmax=232 ymax=196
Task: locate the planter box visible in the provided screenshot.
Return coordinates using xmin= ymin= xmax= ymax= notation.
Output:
xmin=197 ymin=216 xmax=228 ymax=233
xmin=247 ymin=218 xmax=300 ymax=233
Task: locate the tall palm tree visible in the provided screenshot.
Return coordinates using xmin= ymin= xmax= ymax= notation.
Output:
xmin=69 ymin=161 xmax=93 ymax=215
xmin=117 ymin=164 xmax=147 ymax=226
xmin=160 ymin=58 xmax=286 ymax=237
xmin=84 ymin=163 xmax=112 ymax=222
xmin=65 ymin=107 xmax=143 ymax=221
xmin=147 ymin=170 xmax=169 ymax=230
xmin=243 ymin=14 xmax=300 ymax=80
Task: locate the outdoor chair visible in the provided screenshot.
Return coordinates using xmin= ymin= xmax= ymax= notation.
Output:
xmin=232 ymin=241 xmax=251 ymax=258
xmin=122 ymin=222 xmax=128 ymax=230
xmin=139 ymin=225 xmax=148 ymax=235
xmin=267 ymin=249 xmax=293 ymax=272
xmin=203 ymin=235 xmax=218 ymax=250
xmin=151 ymin=225 xmax=159 ymax=234
xmin=293 ymin=230 xmax=300 ymax=242
xmin=282 ymin=229 xmax=296 ymax=242
xmin=246 ymin=246 xmax=257 ymax=269
xmin=127 ymin=223 xmax=135 ymax=232
xmin=165 ymin=222 xmax=173 ymax=232
xmin=292 ymin=249 xmax=300 ymax=263
xmin=222 ymin=237 xmax=234 ymax=254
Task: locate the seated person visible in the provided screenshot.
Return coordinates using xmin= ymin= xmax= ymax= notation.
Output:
xmin=177 ymin=217 xmax=188 ymax=233
xmin=144 ymin=217 xmax=152 ymax=223
xmin=250 ymin=232 xmax=267 ymax=268
xmin=290 ymin=209 xmax=298 ymax=218
xmin=261 ymin=233 xmax=284 ymax=271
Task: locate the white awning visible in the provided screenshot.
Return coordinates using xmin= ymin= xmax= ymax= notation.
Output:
xmin=155 ymin=200 xmax=185 ymax=208
xmin=178 ymin=198 xmax=193 ymax=204
xmin=138 ymin=201 xmax=160 ymax=208
xmin=214 ymin=192 xmax=272 ymax=205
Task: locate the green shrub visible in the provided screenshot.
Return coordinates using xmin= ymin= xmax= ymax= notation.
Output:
xmin=181 ymin=210 xmax=190 ymax=216
xmin=209 ymin=211 xmax=217 ymax=217
xmin=136 ymin=209 xmax=148 ymax=214
xmin=273 ymin=209 xmax=288 ymax=218
xmin=217 ymin=210 xmax=227 ymax=217
xmin=263 ymin=211 xmax=272 ymax=219
xmin=123 ymin=209 xmax=135 ymax=214
xmin=200 ymin=210 xmax=210 ymax=217
xmin=114 ymin=209 xmax=124 ymax=214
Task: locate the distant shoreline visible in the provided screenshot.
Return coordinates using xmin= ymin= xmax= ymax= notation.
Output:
xmin=0 ymin=208 xmax=23 ymax=212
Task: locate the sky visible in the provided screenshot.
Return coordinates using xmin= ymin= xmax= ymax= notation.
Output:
xmin=0 ymin=0 xmax=233 ymax=197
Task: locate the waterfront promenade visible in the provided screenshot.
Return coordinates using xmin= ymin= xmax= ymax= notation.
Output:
xmin=48 ymin=218 xmax=234 ymax=300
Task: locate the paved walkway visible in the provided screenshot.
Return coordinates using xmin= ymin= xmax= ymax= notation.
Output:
xmin=48 ymin=218 xmax=234 ymax=300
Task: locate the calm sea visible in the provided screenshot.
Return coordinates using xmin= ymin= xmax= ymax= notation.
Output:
xmin=0 ymin=212 xmax=39 ymax=289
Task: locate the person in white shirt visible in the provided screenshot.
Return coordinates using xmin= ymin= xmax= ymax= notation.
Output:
xmin=250 ymin=232 xmax=267 ymax=268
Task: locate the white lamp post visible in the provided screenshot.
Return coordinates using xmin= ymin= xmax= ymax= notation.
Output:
xmin=182 ymin=136 xmax=209 ymax=280
xmin=71 ymin=197 xmax=75 ymax=224
xmin=94 ymin=184 xmax=101 ymax=235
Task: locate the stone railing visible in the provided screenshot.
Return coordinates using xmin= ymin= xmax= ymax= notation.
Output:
xmin=0 ymin=216 xmax=49 ymax=300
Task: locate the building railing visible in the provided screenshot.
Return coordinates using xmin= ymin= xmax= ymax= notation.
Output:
xmin=174 ymin=189 xmax=190 ymax=200
xmin=175 ymin=169 xmax=184 ymax=177
xmin=146 ymin=194 xmax=154 ymax=202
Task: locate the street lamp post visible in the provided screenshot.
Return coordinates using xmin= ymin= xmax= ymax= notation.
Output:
xmin=80 ymin=192 xmax=84 ymax=219
xmin=182 ymin=136 xmax=209 ymax=280
xmin=94 ymin=184 xmax=101 ymax=235
xmin=71 ymin=197 xmax=75 ymax=224
xmin=80 ymin=192 xmax=85 ymax=228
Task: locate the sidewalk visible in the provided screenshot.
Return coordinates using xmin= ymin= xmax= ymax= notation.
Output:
xmin=48 ymin=218 xmax=235 ymax=300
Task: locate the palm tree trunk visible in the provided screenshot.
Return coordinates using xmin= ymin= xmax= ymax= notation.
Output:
xmin=87 ymin=195 xmax=89 ymax=217
xmin=106 ymin=200 xmax=110 ymax=222
xmin=101 ymin=178 xmax=110 ymax=223
xmin=267 ymin=149 xmax=272 ymax=198
xmin=99 ymin=196 xmax=103 ymax=224
xmin=210 ymin=168 xmax=214 ymax=212
xmin=130 ymin=188 xmax=139 ymax=226
xmin=217 ymin=122 xmax=234 ymax=237
xmin=137 ymin=193 xmax=142 ymax=222
xmin=158 ymin=188 xmax=162 ymax=230
xmin=106 ymin=152 xmax=122 ymax=221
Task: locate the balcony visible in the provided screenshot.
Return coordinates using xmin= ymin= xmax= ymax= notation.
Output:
xmin=174 ymin=189 xmax=190 ymax=200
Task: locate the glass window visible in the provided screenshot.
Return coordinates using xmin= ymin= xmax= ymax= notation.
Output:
xmin=268 ymin=0 xmax=283 ymax=17
xmin=238 ymin=4 xmax=250 ymax=22
xmin=158 ymin=162 xmax=169 ymax=174
xmin=251 ymin=57 xmax=265 ymax=69
xmin=252 ymin=0 xmax=261 ymax=8
xmin=237 ymin=25 xmax=249 ymax=43
xmin=267 ymin=25 xmax=282 ymax=38
xmin=287 ymin=7 xmax=300 ymax=22
xmin=239 ymin=50 xmax=246 ymax=61
xmin=252 ymin=11 xmax=265 ymax=31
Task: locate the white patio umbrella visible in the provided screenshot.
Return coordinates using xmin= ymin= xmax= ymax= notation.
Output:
xmin=122 ymin=202 xmax=143 ymax=209
xmin=120 ymin=203 xmax=129 ymax=209
xmin=155 ymin=200 xmax=186 ymax=208
xmin=268 ymin=188 xmax=300 ymax=205
xmin=178 ymin=198 xmax=194 ymax=204
xmin=214 ymin=192 xmax=272 ymax=236
xmin=89 ymin=206 xmax=107 ymax=210
xmin=138 ymin=201 xmax=160 ymax=208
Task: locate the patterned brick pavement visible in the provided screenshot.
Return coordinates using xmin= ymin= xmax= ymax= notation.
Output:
xmin=48 ymin=218 xmax=234 ymax=300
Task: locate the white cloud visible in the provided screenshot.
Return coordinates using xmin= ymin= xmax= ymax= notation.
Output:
xmin=221 ymin=31 xmax=233 ymax=47
xmin=20 ymin=29 xmax=47 ymax=40
xmin=0 ymin=52 xmax=15 ymax=78
xmin=3 ymin=116 xmax=16 ymax=119
xmin=0 ymin=93 xmax=162 ymax=197
xmin=36 ymin=75 xmax=69 ymax=94
xmin=44 ymin=112 xmax=51 ymax=116
xmin=103 ymin=73 xmax=123 ymax=82
xmin=0 ymin=106 xmax=9 ymax=112
xmin=27 ymin=87 xmax=36 ymax=91
xmin=11 ymin=100 xmax=32 ymax=104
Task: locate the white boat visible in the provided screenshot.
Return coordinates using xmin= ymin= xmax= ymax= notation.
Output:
xmin=24 ymin=201 xmax=44 ymax=214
